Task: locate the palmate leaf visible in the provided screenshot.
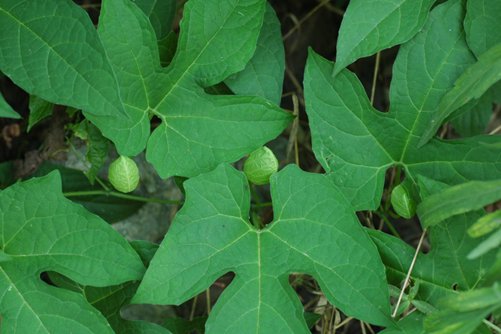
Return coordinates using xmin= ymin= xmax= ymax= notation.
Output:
xmin=333 ymin=0 xmax=435 ymax=74
xmin=0 ymin=172 xmax=145 ymax=333
xmin=97 ymin=0 xmax=291 ymax=178
xmin=0 ymin=0 xmax=291 ymax=179
xmin=133 ymin=164 xmax=393 ymax=332
xmin=304 ymin=0 xmax=501 ymax=211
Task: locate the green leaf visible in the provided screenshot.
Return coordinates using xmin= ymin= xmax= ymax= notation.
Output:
xmin=133 ymin=164 xmax=393 ymax=332
xmin=0 ymin=0 xmax=127 ymax=126
xmin=0 ymin=0 xmax=291 ymax=178
xmin=378 ymin=312 xmax=425 ymax=334
xmin=420 ymin=43 xmax=501 ymax=145
xmin=369 ymin=216 xmax=495 ymax=308
xmin=468 ymin=210 xmax=501 ymax=238
xmin=417 ymin=179 xmax=501 ymax=228
xmin=372 ymin=178 xmax=495 ymax=306
xmin=27 ymin=95 xmax=53 ymax=132
xmin=464 ymin=0 xmax=501 ymax=57
xmin=0 ymin=89 xmax=20 ymax=119
xmin=0 ymin=171 xmax=145 ymax=333
xmin=163 ymin=317 xmax=206 ymax=334
xmin=333 ymin=0 xmax=435 ymax=74
xmin=134 ymin=0 xmax=176 ymax=41
xmin=225 ymin=3 xmax=285 ymax=105
xmin=450 ymin=94 xmax=492 ymax=137
xmin=84 ymin=123 xmax=110 ymax=184
xmin=424 ymin=283 xmax=501 ymax=334
xmin=468 ymin=228 xmax=501 ymax=259
xmin=0 ymin=161 xmax=15 ymax=188
xmin=97 ymin=0 xmax=290 ymax=178
xmin=391 ymin=181 xmax=417 ymax=219
xmin=49 ymin=241 xmax=171 ymax=334
xmin=305 ymin=0 xmax=501 ymax=211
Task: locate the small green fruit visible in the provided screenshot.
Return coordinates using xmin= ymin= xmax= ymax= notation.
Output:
xmin=243 ymin=146 xmax=278 ymax=185
xmin=108 ymin=156 xmax=140 ymax=193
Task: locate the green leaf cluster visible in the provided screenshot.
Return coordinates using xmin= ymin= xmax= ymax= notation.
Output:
xmin=0 ymin=0 xmax=500 ymax=332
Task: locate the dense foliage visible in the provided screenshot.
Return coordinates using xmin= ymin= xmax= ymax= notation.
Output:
xmin=0 ymin=0 xmax=500 ymax=333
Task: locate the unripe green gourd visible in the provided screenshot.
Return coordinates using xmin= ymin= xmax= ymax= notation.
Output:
xmin=108 ymin=156 xmax=140 ymax=193
xmin=243 ymin=146 xmax=279 ymax=185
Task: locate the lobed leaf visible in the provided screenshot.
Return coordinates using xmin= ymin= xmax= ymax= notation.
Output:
xmin=0 ymin=171 xmax=145 ymax=333
xmin=0 ymin=0 xmax=291 ymax=179
xmin=334 ymin=0 xmax=435 ymax=74
xmin=99 ymin=0 xmax=291 ymax=178
xmin=305 ymin=0 xmax=501 ymax=211
xmin=133 ymin=164 xmax=393 ymax=332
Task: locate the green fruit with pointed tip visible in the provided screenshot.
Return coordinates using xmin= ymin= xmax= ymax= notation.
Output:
xmin=243 ymin=146 xmax=279 ymax=185
xmin=108 ymin=156 xmax=140 ymax=193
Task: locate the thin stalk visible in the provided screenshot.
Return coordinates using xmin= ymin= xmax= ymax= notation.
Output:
xmin=489 ymin=124 xmax=501 ymax=135
xmin=64 ymin=190 xmax=181 ymax=205
xmin=370 ymin=52 xmax=381 ymax=105
xmin=206 ymin=289 xmax=211 ymax=315
xmin=392 ymin=229 xmax=427 ymax=318
xmin=283 ymin=0 xmax=332 ymax=40
xmin=189 ymin=294 xmax=198 ymax=321
xmin=287 ymin=94 xmax=301 ymax=166
xmin=360 ymin=321 xmax=367 ymax=334
xmin=334 ymin=316 xmax=353 ymax=330
xmin=374 ymin=210 xmax=401 ymax=238
xmin=483 ymin=319 xmax=501 ymax=333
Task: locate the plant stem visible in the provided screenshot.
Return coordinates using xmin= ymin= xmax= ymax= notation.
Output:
xmin=374 ymin=210 xmax=401 ymax=238
xmin=64 ymin=189 xmax=181 ymax=205
xmin=483 ymin=319 xmax=501 ymax=333
xmin=392 ymin=229 xmax=427 ymax=318
xmin=206 ymin=289 xmax=212 ymax=315
xmin=370 ymin=52 xmax=381 ymax=105
xmin=283 ymin=0 xmax=332 ymax=40
xmin=189 ymin=294 xmax=198 ymax=321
